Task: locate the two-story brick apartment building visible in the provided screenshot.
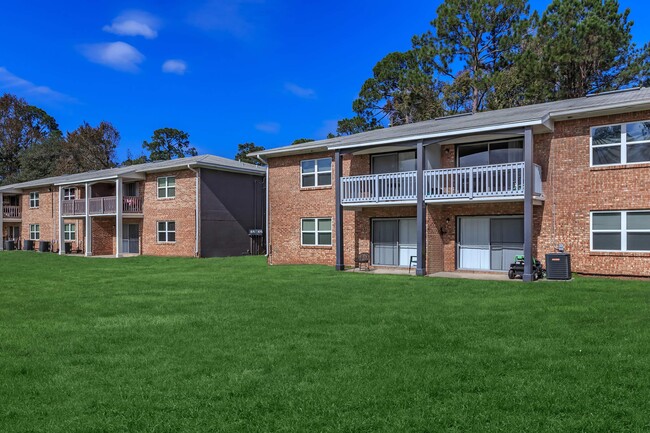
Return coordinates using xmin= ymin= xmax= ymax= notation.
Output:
xmin=252 ymin=87 xmax=650 ymax=280
xmin=0 ymin=155 xmax=266 ymax=257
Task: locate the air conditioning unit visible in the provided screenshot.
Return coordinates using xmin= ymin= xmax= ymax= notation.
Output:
xmin=545 ymin=253 xmax=571 ymax=280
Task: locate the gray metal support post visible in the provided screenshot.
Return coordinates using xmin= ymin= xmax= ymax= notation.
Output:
xmin=85 ymin=183 xmax=92 ymax=256
xmin=115 ymin=178 xmax=123 ymax=258
xmin=335 ymin=150 xmax=344 ymax=271
xmin=523 ymin=127 xmax=534 ymax=282
xmin=58 ymin=186 xmax=64 ymax=255
xmin=0 ymin=192 xmax=4 ymax=251
xmin=416 ymin=140 xmax=426 ymax=276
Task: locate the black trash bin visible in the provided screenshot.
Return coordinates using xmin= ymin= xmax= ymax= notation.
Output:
xmin=4 ymin=240 xmax=15 ymax=250
xmin=64 ymin=242 xmax=72 ymax=254
xmin=39 ymin=241 xmax=50 ymax=252
xmin=23 ymin=240 xmax=34 ymax=251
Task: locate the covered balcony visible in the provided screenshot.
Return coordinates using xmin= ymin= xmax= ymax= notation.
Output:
xmin=61 ymin=196 xmax=143 ymax=216
xmin=2 ymin=204 xmax=21 ymax=219
xmin=340 ymin=162 xmax=543 ymax=205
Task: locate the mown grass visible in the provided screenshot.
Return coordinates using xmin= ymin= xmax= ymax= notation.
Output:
xmin=1 ymin=251 xmax=649 ymax=432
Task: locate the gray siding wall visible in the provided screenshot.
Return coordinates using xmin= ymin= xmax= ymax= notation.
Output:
xmin=200 ymin=169 xmax=265 ymax=257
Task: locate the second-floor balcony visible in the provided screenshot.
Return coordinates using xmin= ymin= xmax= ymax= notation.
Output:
xmin=2 ymin=205 xmax=21 ymax=219
xmin=62 ymin=196 xmax=143 ymax=216
xmin=340 ymin=162 xmax=543 ymax=205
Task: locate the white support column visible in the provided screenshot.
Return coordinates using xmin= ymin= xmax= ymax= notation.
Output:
xmin=85 ymin=183 xmax=92 ymax=256
xmin=523 ymin=126 xmax=534 ymax=282
xmin=115 ymin=178 xmax=123 ymax=258
xmin=0 ymin=192 xmax=4 ymax=251
xmin=58 ymin=186 xmax=64 ymax=255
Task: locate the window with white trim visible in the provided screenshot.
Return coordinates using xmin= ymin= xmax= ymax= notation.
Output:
xmin=29 ymin=192 xmax=39 ymax=208
xmin=591 ymin=211 xmax=650 ymax=252
xmin=301 ymin=158 xmax=332 ymax=187
xmin=301 ymin=218 xmax=332 ymax=246
xmin=157 ymin=176 xmax=176 ymax=199
xmin=157 ymin=221 xmax=176 ymax=242
xmin=591 ymin=121 xmax=650 ymax=166
xmin=29 ymin=224 xmax=40 ymax=240
xmin=63 ymin=188 xmax=76 ymax=201
xmin=64 ymin=223 xmax=76 ymax=241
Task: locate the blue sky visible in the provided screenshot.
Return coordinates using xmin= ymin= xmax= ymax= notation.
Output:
xmin=1 ymin=0 xmax=649 ymax=162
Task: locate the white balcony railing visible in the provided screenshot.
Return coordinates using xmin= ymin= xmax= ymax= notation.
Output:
xmin=61 ymin=196 xmax=143 ymax=216
xmin=2 ymin=205 xmax=21 ymax=218
xmin=340 ymin=162 xmax=542 ymax=204
xmin=341 ymin=171 xmax=417 ymax=203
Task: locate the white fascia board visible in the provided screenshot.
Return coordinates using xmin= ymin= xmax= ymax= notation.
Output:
xmin=327 ymin=119 xmax=547 ymax=151
xmin=548 ymin=100 xmax=650 ymax=119
xmin=194 ymin=163 xmax=266 ymax=176
xmin=54 ymin=175 xmax=120 ymax=186
xmin=250 ymin=145 xmax=330 ymax=159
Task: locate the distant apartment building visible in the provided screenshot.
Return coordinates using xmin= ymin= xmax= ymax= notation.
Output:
xmin=0 ymin=155 xmax=266 ymax=257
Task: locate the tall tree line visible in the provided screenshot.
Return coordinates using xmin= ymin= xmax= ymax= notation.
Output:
xmin=336 ymin=0 xmax=649 ymax=135
xmin=0 ymin=94 xmax=197 ymax=184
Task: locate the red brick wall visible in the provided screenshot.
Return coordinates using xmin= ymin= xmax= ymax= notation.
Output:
xmin=141 ymin=169 xmax=197 ymax=257
xmin=537 ymin=110 xmax=650 ymax=277
xmin=92 ymin=217 xmax=115 ymax=256
xmin=267 ymin=110 xmax=650 ymax=277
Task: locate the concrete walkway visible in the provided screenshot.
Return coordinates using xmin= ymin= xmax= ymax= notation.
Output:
xmin=429 ymin=271 xmax=510 ymax=281
xmin=347 ymin=267 xmax=511 ymax=280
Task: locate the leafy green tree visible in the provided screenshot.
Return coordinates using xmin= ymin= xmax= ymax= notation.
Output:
xmin=58 ymin=121 xmax=119 ymax=174
xmin=16 ymin=133 xmax=64 ymax=182
xmin=0 ymin=94 xmax=60 ymax=184
xmin=291 ymin=138 xmax=315 ymax=145
xmin=414 ymin=0 xmax=530 ymax=113
xmin=517 ymin=0 xmax=645 ymax=102
xmin=350 ymin=50 xmax=445 ymax=127
xmin=121 ymin=149 xmax=148 ymax=166
xmin=335 ymin=116 xmax=383 ymax=136
xmin=142 ymin=128 xmax=196 ymax=161
xmin=234 ymin=142 xmax=265 ymax=165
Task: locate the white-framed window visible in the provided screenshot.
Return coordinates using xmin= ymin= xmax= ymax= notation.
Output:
xmin=157 ymin=176 xmax=176 ymax=199
xmin=157 ymin=221 xmax=176 ymax=242
xmin=64 ymin=223 xmax=76 ymax=241
xmin=29 ymin=224 xmax=40 ymax=240
xmin=63 ymin=188 xmax=76 ymax=201
xmin=29 ymin=192 xmax=39 ymax=208
xmin=301 ymin=158 xmax=332 ymax=187
xmin=591 ymin=120 xmax=650 ymax=166
xmin=301 ymin=218 xmax=332 ymax=246
xmin=591 ymin=211 xmax=650 ymax=252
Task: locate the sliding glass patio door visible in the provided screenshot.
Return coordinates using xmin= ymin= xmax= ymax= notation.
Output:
xmin=458 ymin=216 xmax=524 ymax=271
xmin=372 ymin=218 xmax=417 ymax=267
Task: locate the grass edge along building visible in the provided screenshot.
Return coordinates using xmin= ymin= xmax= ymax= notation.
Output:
xmin=251 ymin=87 xmax=650 ymax=280
xmin=0 ymin=155 xmax=266 ymax=258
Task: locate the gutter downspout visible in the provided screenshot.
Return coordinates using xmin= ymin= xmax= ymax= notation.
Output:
xmin=256 ymin=155 xmax=269 ymax=258
xmin=187 ymin=164 xmax=200 ymax=257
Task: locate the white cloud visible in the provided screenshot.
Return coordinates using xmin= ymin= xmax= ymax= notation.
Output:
xmin=255 ymin=121 xmax=280 ymax=134
xmin=187 ymin=0 xmax=264 ymax=38
xmin=103 ymin=10 xmax=160 ymax=39
xmin=285 ymin=82 xmax=316 ymax=99
xmin=79 ymin=42 xmax=145 ymax=73
xmin=162 ymin=59 xmax=188 ymax=75
xmin=0 ymin=67 xmax=75 ymax=103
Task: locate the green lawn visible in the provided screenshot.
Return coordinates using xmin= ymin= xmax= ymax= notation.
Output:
xmin=1 ymin=252 xmax=649 ymax=432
